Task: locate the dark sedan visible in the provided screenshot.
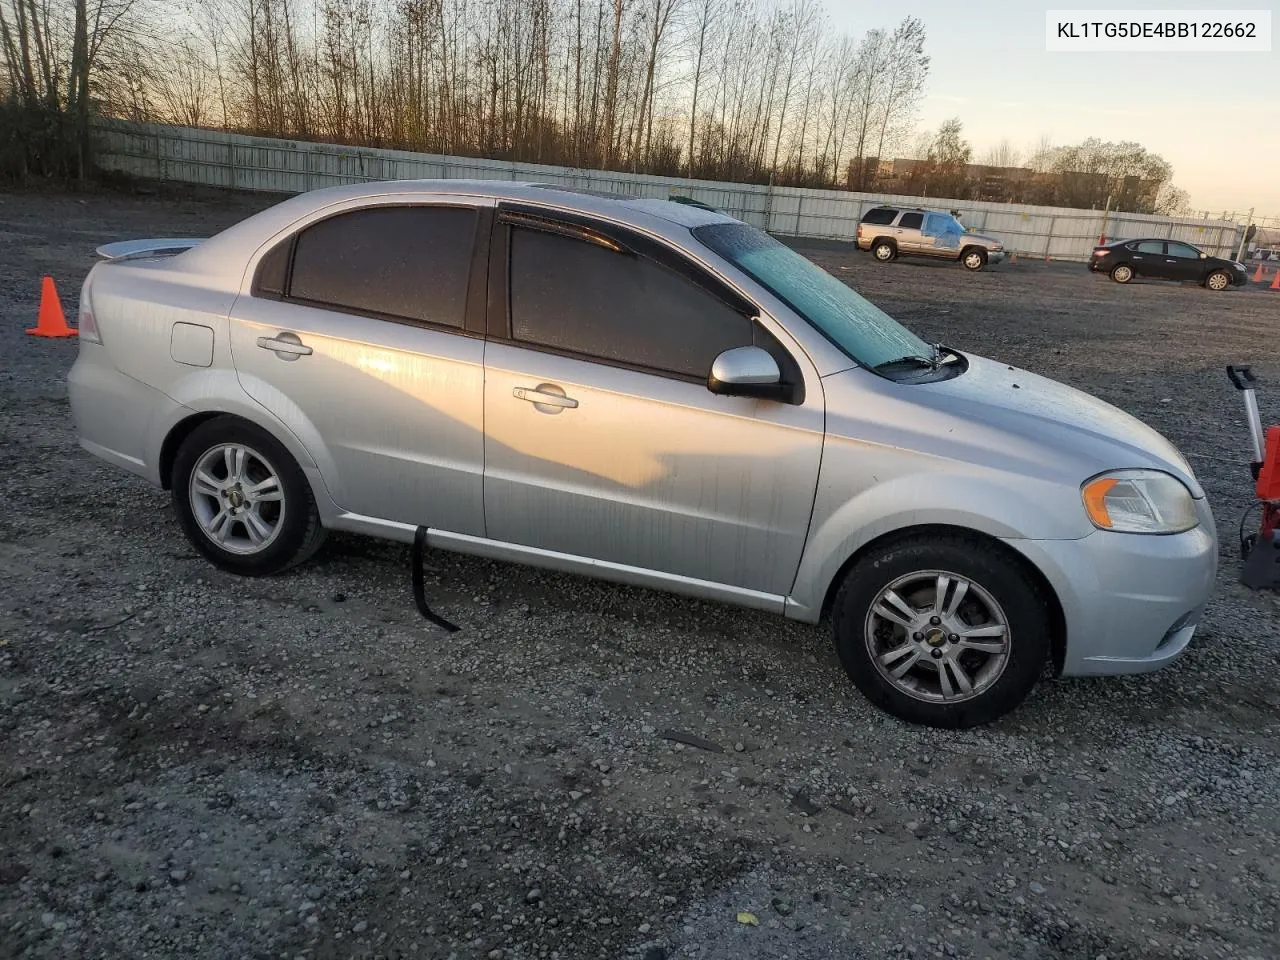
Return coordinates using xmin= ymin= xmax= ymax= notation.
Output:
xmin=1089 ymin=238 xmax=1248 ymax=290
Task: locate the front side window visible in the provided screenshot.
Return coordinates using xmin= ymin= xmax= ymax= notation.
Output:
xmin=924 ymin=213 xmax=963 ymax=236
xmin=694 ymin=222 xmax=933 ymax=370
xmin=898 ymin=212 xmax=924 ymax=230
xmin=509 ymin=226 xmax=753 ymax=379
xmin=284 ymin=205 xmax=477 ymax=328
xmin=1166 ymin=242 xmax=1200 ymax=259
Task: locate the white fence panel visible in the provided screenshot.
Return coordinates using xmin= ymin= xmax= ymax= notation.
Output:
xmin=94 ymin=120 xmax=1243 ymax=263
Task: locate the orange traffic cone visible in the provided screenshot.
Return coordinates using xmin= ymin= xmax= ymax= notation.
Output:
xmin=1271 ymin=270 xmax=1280 ymax=291
xmin=25 ymin=276 xmax=76 ymax=338
xmin=1253 ymin=263 xmax=1267 ymax=283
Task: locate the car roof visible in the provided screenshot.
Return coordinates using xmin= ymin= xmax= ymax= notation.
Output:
xmin=178 ymin=179 xmax=740 ymax=276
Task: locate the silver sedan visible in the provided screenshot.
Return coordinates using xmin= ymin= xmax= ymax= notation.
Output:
xmin=68 ymin=180 xmax=1217 ymax=727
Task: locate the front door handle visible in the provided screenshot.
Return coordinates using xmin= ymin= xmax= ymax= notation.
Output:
xmin=256 ymin=332 xmax=313 ymax=360
xmin=514 ymin=385 xmax=578 ymax=410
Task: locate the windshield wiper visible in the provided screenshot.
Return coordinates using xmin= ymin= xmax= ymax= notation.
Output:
xmin=873 ymin=354 xmax=939 ymax=372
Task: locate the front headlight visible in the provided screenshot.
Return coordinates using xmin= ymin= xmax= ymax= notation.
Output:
xmin=1081 ymin=469 xmax=1198 ymax=534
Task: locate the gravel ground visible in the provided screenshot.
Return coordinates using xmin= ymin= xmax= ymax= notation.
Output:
xmin=1 ymin=184 xmax=1278 ymax=960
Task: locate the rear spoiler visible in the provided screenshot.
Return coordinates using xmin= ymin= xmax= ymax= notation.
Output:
xmin=95 ymin=238 xmax=206 ymax=262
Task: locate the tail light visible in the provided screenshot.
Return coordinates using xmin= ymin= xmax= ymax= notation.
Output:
xmin=78 ymin=275 xmax=102 ymax=343
xmin=1092 ymin=248 xmax=1109 ymax=257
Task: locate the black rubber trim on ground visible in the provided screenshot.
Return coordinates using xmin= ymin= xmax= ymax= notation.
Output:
xmin=412 ymin=526 xmax=460 ymax=633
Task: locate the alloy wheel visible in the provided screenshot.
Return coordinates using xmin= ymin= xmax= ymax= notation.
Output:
xmin=188 ymin=443 xmax=286 ymax=555
xmin=864 ymin=570 xmax=1010 ymax=703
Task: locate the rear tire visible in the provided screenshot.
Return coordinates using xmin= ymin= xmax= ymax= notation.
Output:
xmin=172 ymin=416 xmax=326 ymax=576
xmin=831 ymin=533 xmax=1050 ymax=728
xmin=1205 ymin=270 xmax=1230 ymax=291
xmin=1110 ymin=264 xmax=1134 ymax=284
xmin=872 ymin=240 xmax=897 ymax=262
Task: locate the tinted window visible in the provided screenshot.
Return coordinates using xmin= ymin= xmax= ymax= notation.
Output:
xmin=509 ymin=226 xmax=752 ymax=378
xmin=1135 ymin=240 xmax=1165 ymax=254
xmin=694 ymin=222 xmax=933 ymax=370
xmin=899 ymin=212 xmax=924 ymax=229
xmin=288 ymin=206 xmax=477 ymax=327
xmin=860 ymin=208 xmax=898 ymax=226
xmin=254 ymin=238 xmax=291 ymax=298
xmin=1167 ymin=242 xmax=1200 ymax=258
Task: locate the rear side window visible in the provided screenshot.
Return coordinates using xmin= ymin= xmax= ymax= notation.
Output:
xmin=1135 ymin=240 xmax=1165 ymax=254
xmin=860 ymin=208 xmax=898 ymax=226
xmin=286 ymin=206 xmax=477 ymax=328
xmin=509 ymin=226 xmax=753 ymax=379
xmin=898 ymin=212 xmax=924 ymax=230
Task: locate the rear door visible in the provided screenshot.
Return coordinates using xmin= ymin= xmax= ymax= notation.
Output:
xmin=1129 ymin=240 xmax=1167 ymax=278
xmin=480 ymin=210 xmax=825 ymax=599
xmin=895 ymin=211 xmax=925 ymax=253
xmin=228 ymin=200 xmax=491 ymax=534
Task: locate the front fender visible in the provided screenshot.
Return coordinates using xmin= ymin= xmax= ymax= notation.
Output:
xmin=785 ymin=467 xmax=1090 ymax=622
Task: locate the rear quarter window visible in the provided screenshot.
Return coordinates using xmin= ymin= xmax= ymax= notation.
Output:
xmin=860 ymin=208 xmax=898 ymax=226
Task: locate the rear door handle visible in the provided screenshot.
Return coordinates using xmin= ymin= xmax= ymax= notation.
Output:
xmin=514 ymin=385 xmax=578 ymax=409
xmin=256 ymin=332 xmax=313 ymax=359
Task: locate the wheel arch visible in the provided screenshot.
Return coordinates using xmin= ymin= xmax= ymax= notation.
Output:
xmin=816 ymin=523 xmax=1068 ymax=677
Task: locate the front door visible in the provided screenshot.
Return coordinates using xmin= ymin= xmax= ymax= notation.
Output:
xmin=481 ymin=217 xmax=825 ymax=599
xmin=1164 ymin=241 xmax=1208 ymax=282
xmin=229 ymin=202 xmax=489 ymax=534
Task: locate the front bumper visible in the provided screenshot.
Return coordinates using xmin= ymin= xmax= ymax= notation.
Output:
xmin=986 ymin=250 xmax=1006 ymax=264
xmin=1004 ymin=497 xmax=1217 ymax=676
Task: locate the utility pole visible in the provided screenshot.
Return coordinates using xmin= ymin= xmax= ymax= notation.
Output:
xmin=1236 ymin=207 xmax=1254 ymax=262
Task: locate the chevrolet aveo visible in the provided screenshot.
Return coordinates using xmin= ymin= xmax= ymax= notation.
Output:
xmin=68 ymin=181 xmax=1218 ymax=728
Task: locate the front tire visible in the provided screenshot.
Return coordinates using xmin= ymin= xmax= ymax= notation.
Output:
xmin=831 ymin=534 xmax=1050 ymax=728
xmin=1205 ymin=270 xmax=1230 ymax=291
xmin=961 ymin=247 xmax=987 ymax=271
xmin=172 ymin=416 xmax=326 ymax=576
xmin=1110 ymin=263 xmax=1134 ymax=284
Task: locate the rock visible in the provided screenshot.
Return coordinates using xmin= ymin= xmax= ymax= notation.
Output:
xmin=771 ymin=897 xmax=794 ymax=916
xmin=352 ymin=921 xmax=369 ymax=934
xmin=525 ymin=888 xmax=543 ymax=903
xmin=790 ymin=791 xmax=821 ymax=816
xmin=169 ymin=869 xmax=189 ymax=884
xmin=1029 ymin=882 xmax=1046 ymax=895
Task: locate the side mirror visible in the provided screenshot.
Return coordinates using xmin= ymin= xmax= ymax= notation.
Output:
xmin=1200 ymin=252 xmax=1208 ymax=259
xmin=708 ymin=346 xmax=786 ymax=400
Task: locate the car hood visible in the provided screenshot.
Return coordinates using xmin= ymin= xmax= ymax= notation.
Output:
xmin=826 ymin=353 xmax=1203 ymax=498
xmin=962 ymin=232 xmax=1001 ymax=247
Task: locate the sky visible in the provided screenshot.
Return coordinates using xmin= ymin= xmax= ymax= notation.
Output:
xmin=827 ymin=0 xmax=1279 ymax=216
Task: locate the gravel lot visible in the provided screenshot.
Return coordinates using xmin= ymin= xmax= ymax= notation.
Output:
xmin=1 ymin=184 xmax=1278 ymax=960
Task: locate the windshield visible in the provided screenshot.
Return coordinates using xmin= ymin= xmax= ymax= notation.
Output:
xmin=692 ymin=222 xmax=933 ymax=369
